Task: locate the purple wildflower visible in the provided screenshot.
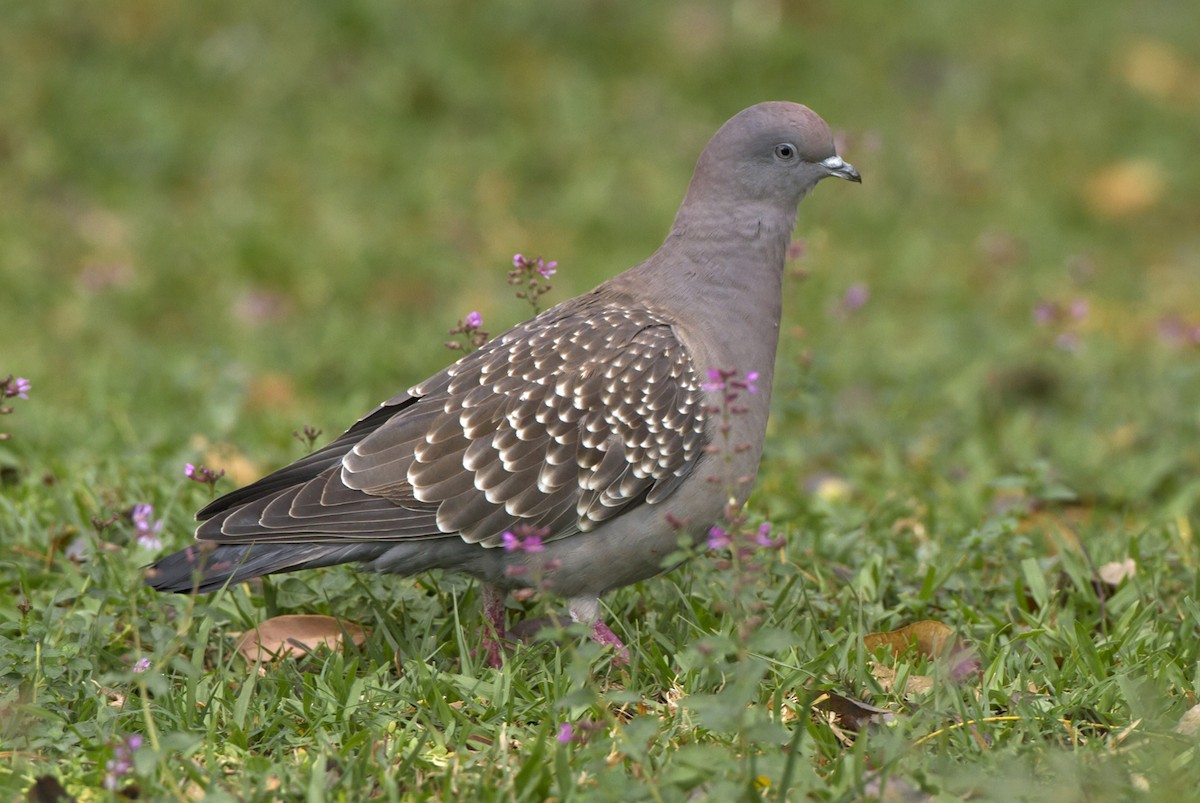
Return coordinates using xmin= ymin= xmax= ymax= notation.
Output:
xmin=702 ymin=368 xmax=725 ymax=392
xmin=2 ymin=376 xmax=31 ymax=399
xmin=1033 ymin=301 xmax=1058 ymax=325
xmin=557 ymin=723 xmax=575 ymax=744
xmin=1157 ymin=316 xmax=1200 ymax=348
xmin=501 ymin=529 xmax=546 ymax=553
xmin=708 ymin=526 xmax=732 ymax=550
xmin=464 ymin=310 xmax=483 ymax=329
xmin=841 ymin=282 xmax=869 ymax=312
xmin=1068 ymin=298 xmax=1089 ymax=320
xmin=133 ymin=657 xmax=151 ymax=673
xmin=104 ymin=734 xmax=143 ymax=790
xmin=743 ymin=371 xmax=759 ymax=395
xmin=508 ymin=253 xmax=558 ymax=314
xmin=753 ymin=523 xmax=781 ymax=549
xmin=184 ymin=462 xmax=225 ymax=487
xmin=131 ymin=504 xmax=164 ymax=551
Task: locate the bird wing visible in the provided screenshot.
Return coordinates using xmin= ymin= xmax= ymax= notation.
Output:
xmin=197 ymin=294 xmax=708 ymax=546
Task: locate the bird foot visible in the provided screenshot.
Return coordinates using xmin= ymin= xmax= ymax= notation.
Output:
xmin=589 ymin=620 xmax=630 ymax=665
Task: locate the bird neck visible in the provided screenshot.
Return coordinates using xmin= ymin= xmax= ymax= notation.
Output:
xmin=607 ymin=196 xmax=795 ymax=397
xmin=627 ymin=198 xmax=795 ymax=317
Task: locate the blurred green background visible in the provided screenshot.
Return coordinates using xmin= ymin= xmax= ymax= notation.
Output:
xmin=3 ymin=0 xmax=1199 ymax=520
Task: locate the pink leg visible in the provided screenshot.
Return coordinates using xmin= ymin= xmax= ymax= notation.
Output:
xmin=570 ymin=596 xmax=630 ymax=666
xmin=480 ymin=583 xmax=507 ymax=668
xmin=589 ymin=621 xmax=631 ymax=666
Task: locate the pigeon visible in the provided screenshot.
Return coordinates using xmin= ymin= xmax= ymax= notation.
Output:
xmin=146 ymin=101 xmax=860 ymax=666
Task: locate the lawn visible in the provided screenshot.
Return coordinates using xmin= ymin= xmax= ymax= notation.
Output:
xmin=3 ymin=1 xmax=1200 ymax=799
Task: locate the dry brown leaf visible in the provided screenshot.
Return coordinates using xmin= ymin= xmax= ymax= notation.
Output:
xmin=1083 ymin=160 xmax=1165 ymax=219
xmin=870 ymin=662 xmax=934 ymax=695
xmin=864 ymin=620 xmax=955 ymax=658
xmin=864 ymin=621 xmax=982 ymax=685
xmin=1097 ymin=558 xmax=1137 ymax=586
xmin=812 ymin=690 xmax=895 ymax=733
xmin=1175 ymin=704 xmax=1200 ymax=737
xmin=233 ymin=614 xmax=367 ymax=664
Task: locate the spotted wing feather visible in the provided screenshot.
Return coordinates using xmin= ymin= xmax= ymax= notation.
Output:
xmin=198 ymin=295 xmax=707 ymax=547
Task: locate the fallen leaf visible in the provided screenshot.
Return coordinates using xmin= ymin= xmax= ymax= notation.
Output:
xmin=1083 ymin=160 xmax=1165 ymax=220
xmin=233 ymin=614 xmax=367 ymax=664
xmin=812 ymin=690 xmax=896 ymax=732
xmin=870 ymin=662 xmax=934 ymax=695
xmin=864 ymin=620 xmax=955 ymax=658
xmin=1097 ymin=558 xmax=1137 ymax=586
xmin=864 ymin=621 xmax=981 ymax=684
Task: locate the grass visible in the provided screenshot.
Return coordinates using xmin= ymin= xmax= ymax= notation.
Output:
xmin=3 ymin=0 xmax=1200 ymax=799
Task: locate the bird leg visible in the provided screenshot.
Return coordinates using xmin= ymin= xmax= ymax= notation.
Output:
xmin=569 ymin=596 xmax=630 ymax=665
xmin=480 ymin=582 xmax=508 ymax=668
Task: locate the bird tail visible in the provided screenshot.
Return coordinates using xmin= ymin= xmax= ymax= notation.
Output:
xmin=143 ymin=542 xmax=389 ymax=593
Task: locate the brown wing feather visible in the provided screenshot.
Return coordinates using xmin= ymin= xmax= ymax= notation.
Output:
xmin=200 ymin=295 xmax=707 ymax=547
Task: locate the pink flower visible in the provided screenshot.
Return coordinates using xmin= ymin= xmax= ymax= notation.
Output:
xmin=556 ymin=723 xmax=575 ymax=744
xmin=2 ymin=376 xmax=31 ymax=399
xmin=133 ymin=657 xmax=151 ymax=673
xmin=132 ymin=504 xmax=164 ymax=551
xmin=708 ymin=526 xmax=731 ymax=550
xmin=464 ymin=311 xmax=483 ymax=329
xmin=841 ymin=282 xmax=869 ymax=312
xmin=501 ymin=530 xmax=546 ymax=553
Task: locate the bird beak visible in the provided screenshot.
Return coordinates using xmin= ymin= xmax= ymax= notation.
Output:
xmin=820 ymin=155 xmax=861 ymax=183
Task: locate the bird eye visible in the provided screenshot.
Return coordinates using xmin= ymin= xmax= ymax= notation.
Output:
xmin=774 ymin=143 xmax=797 ymax=161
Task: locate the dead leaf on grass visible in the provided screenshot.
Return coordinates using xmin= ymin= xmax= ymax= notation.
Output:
xmin=864 ymin=620 xmax=981 ymax=684
xmin=1097 ymin=558 xmax=1136 ymax=586
xmin=232 ymin=614 xmax=367 ymax=664
xmin=869 ymin=662 xmax=934 ymax=696
xmin=812 ymin=690 xmax=896 ymax=733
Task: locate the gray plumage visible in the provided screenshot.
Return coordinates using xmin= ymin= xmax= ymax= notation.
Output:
xmin=146 ymin=101 xmax=860 ymax=664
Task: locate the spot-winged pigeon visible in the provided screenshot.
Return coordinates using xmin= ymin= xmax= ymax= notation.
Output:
xmin=146 ymin=102 xmax=860 ymax=666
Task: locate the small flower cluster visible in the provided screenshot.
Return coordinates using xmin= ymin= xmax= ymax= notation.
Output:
xmin=840 ymin=281 xmax=870 ymax=314
xmin=707 ymin=522 xmax=781 ymax=552
xmin=445 ymin=310 xmax=490 ymax=353
xmin=104 ymin=733 xmax=142 ymax=790
xmin=508 ymin=253 xmax=557 ymax=315
xmin=131 ymin=504 xmax=163 ymax=551
xmin=501 ymin=524 xmax=560 ymax=585
xmin=502 ymin=528 xmax=545 ymax=553
xmin=1157 ymin=315 xmax=1200 ymax=349
xmin=701 ymin=367 xmax=758 ymax=396
xmin=1 ymin=375 xmax=30 ymax=400
xmin=1033 ymin=297 xmax=1089 ymax=352
xmin=699 ymin=366 xmax=781 ymax=644
xmin=184 ymin=462 xmax=225 ymax=489
xmin=0 ymin=375 xmax=31 ymax=441
xmin=702 ymin=367 xmax=760 ymax=481
xmin=292 ymin=424 xmax=323 ymax=451
xmin=556 ymin=718 xmax=602 ymax=745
